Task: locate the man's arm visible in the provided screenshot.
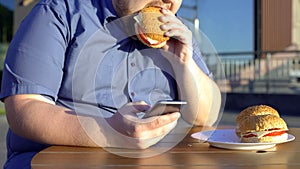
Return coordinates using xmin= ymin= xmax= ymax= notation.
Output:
xmin=159 ymin=9 xmax=221 ymax=126
xmin=173 ymin=61 xmax=221 ymax=126
xmin=4 ymin=94 xmax=99 ymax=147
xmin=4 ymin=94 xmax=180 ymax=149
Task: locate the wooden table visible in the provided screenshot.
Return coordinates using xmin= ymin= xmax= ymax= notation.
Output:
xmin=31 ymin=127 xmax=300 ymax=169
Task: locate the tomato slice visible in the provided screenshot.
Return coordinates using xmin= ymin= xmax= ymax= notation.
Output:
xmin=264 ymin=131 xmax=286 ymax=137
xmin=137 ymin=25 xmax=161 ymax=46
xmin=242 ymin=130 xmax=286 ymax=138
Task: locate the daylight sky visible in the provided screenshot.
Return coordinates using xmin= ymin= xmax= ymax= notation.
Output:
xmin=178 ymin=0 xmax=254 ymax=53
xmin=0 ymin=0 xmax=14 ymax=10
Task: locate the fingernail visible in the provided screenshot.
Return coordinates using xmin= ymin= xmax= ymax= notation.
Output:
xmin=161 ymin=8 xmax=167 ymax=13
xmin=173 ymin=112 xmax=181 ymax=118
xmin=160 ymin=24 xmax=166 ymax=30
xmin=164 ymin=31 xmax=171 ymax=36
xmin=143 ymin=105 xmax=151 ymax=112
xmin=138 ymin=104 xmax=150 ymax=112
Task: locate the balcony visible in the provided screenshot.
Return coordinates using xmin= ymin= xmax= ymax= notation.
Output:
xmin=205 ymin=50 xmax=300 ymax=94
xmin=208 ymin=50 xmax=300 ymax=115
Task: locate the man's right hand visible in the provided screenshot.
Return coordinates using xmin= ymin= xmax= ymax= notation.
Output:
xmin=104 ymin=101 xmax=181 ymax=149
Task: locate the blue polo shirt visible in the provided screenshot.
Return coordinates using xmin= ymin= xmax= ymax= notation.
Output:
xmin=0 ymin=0 xmax=211 ymax=168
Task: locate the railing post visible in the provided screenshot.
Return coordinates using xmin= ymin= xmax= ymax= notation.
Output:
xmin=266 ymin=52 xmax=271 ymax=93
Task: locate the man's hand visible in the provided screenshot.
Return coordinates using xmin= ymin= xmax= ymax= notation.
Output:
xmin=159 ymin=8 xmax=193 ymax=64
xmin=105 ymin=101 xmax=181 ymax=149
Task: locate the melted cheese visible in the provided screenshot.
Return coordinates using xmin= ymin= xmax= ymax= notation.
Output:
xmin=241 ymin=129 xmax=286 ymax=138
xmin=145 ymin=36 xmax=159 ymax=44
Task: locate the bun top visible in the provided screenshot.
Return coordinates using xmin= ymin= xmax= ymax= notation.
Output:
xmin=139 ymin=7 xmax=170 ymax=42
xmin=236 ymin=105 xmax=279 ymax=124
xmin=239 ymin=114 xmax=288 ymax=133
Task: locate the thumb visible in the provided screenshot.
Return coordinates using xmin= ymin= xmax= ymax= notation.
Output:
xmin=118 ymin=101 xmax=150 ymax=116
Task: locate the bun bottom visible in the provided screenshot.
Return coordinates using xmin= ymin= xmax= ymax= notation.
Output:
xmin=241 ymin=133 xmax=288 ymax=143
xmin=235 ymin=127 xmax=241 ymax=138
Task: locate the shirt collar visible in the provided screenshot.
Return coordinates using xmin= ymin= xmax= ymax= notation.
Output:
xmin=98 ymin=0 xmax=118 ymax=25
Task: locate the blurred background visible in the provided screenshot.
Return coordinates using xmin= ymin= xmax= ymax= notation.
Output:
xmin=1 ymin=0 xmax=300 ymax=167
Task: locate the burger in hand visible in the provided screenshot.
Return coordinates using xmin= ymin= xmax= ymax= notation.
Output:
xmin=236 ymin=105 xmax=288 ymax=143
xmin=134 ymin=6 xmax=170 ymax=48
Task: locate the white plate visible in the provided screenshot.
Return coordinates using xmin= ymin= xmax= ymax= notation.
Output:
xmin=191 ymin=129 xmax=295 ymax=150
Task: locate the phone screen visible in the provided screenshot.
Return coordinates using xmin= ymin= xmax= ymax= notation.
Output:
xmin=143 ymin=100 xmax=187 ymax=118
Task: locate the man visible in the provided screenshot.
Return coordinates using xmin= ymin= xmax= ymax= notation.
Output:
xmin=1 ymin=0 xmax=221 ymax=168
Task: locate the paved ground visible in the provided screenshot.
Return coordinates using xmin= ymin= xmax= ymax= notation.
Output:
xmin=0 ymin=111 xmax=300 ymax=167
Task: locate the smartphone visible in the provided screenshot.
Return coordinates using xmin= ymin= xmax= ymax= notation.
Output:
xmin=143 ymin=100 xmax=187 ymax=118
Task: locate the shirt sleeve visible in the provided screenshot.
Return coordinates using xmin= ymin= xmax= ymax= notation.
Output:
xmin=192 ymin=38 xmax=213 ymax=78
xmin=0 ymin=3 xmax=68 ymax=101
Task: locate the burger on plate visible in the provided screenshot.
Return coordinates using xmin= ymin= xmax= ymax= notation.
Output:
xmin=235 ymin=105 xmax=280 ymax=137
xmin=236 ymin=105 xmax=288 ymax=143
xmin=134 ymin=6 xmax=170 ymax=48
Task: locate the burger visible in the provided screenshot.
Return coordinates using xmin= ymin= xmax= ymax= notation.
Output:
xmin=134 ymin=6 xmax=170 ymax=48
xmin=235 ymin=105 xmax=280 ymax=137
xmin=236 ymin=105 xmax=288 ymax=143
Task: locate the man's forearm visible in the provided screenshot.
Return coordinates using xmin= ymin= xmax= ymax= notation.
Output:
xmin=174 ymin=61 xmax=221 ymax=126
xmin=4 ymin=94 xmax=101 ymax=147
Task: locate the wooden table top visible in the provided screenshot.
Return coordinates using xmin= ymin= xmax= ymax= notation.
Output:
xmin=31 ymin=126 xmax=300 ymax=169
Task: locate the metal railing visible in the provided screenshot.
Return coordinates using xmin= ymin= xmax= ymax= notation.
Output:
xmin=204 ymin=50 xmax=300 ymax=94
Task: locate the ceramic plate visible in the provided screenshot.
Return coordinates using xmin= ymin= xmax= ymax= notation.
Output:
xmin=191 ymin=129 xmax=295 ymax=150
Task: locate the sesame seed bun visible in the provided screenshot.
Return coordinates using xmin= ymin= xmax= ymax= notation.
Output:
xmin=134 ymin=6 xmax=170 ymax=48
xmin=236 ymin=105 xmax=279 ymax=124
